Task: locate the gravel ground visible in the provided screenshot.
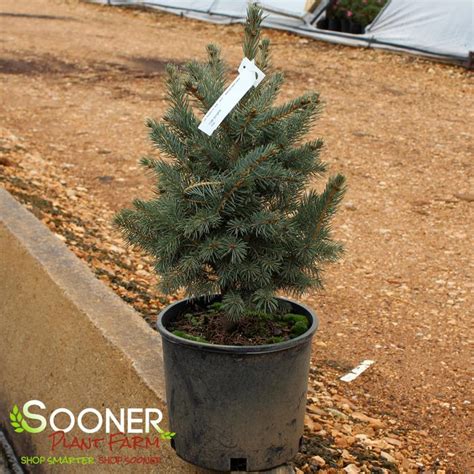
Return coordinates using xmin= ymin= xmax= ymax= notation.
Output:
xmin=0 ymin=448 xmax=10 ymax=474
xmin=0 ymin=430 xmax=20 ymax=474
xmin=0 ymin=0 xmax=473 ymax=472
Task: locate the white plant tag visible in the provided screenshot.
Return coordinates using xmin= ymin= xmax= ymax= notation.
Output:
xmin=198 ymin=57 xmax=265 ymax=136
xmin=340 ymin=360 xmax=375 ymax=382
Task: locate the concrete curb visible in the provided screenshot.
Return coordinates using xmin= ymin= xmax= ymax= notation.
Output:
xmin=0 ymin=187 xmax=166 ymax=401
xmin=0 ymin=188 xmax=193 ymax=473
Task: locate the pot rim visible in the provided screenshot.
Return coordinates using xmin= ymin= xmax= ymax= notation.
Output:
xmin=156 ymin=295 xmax=319 ymax=354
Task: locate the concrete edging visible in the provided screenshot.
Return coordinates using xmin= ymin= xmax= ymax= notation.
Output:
xmin=0 ymin=188 xmax=194 ymax=473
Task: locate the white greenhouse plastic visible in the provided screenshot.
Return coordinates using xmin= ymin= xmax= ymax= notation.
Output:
xmin=90 ymin=0 xmax=473 ymax=64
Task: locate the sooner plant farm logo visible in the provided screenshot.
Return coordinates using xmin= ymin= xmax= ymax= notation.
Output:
xmin=9 ymin=400 xmax=175 ymax=439
xmin=10 ymin=400 xmax=176 ymax=465
xmin=9 ymin=400 xmax=175 ymax=467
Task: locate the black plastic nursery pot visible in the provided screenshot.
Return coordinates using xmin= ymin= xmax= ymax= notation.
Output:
xmin=349 ymin=21 xmax=364 ymax=35
xmin=340 ymin=18 xmax=351 ymax=33
xmin=156 ymin=296 xmax=319 ymax=472
xmin=316 ymin=18 xmax=328 ymax=30
xmin=328 ymin=17 xmax=341 ymax=31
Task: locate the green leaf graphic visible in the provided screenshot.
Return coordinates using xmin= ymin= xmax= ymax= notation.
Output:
xmin=10 ymin=405 xmax=25 ymax=433
xmin=159 ymin=431 xmax=176 ymax=440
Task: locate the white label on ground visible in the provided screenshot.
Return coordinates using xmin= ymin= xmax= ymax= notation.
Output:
xmin=340 ymin=359 xmax=375 ymax=382
xmin=198 ymin=57 xmax=265 ymax=136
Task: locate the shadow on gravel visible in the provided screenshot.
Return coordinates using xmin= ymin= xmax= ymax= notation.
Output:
xmin=0 ymin=12 xmax=77 ymax=21
xmin=126 ymin=56 xmax=171 ymax=74
xmin=0 ymin=53 xmax=185 ymax=80
xmin=123 ymin=55 xmax=187 ymax=76
xmin=0 ymin=56 xmax=80 ymax=75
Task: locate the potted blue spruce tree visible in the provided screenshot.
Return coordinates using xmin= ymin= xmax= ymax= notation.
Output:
xmin=115 ymin=5 xmax=345 ymax=472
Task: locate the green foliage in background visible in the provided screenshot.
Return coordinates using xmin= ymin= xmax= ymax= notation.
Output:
xmin=332 ymin=0 xmax=388 ymax=26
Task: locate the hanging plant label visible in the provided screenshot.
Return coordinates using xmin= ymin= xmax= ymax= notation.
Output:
xmin=198 ymin=57 xmax=265 ymax=136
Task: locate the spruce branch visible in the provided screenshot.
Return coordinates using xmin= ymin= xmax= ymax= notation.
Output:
xmin=206 ymin=44 xmax=227 ymax=92
xmin=312 ymin=174 xmax=346 ymax=239
xmin=185 ymin=60 xmax=223 ymax=111
xmin=146 ymin=119 xmax=187 ymax=163
xmin=260 ymin=93 xmax=321 ymax=128
xmin=256 ymin=38 xmax=271 ymax=72
xmin=184 ymin=181 xmax=223 ymax=194
xmin=243 ymin=4 xmax=264 ymax=60
xmin=217 ymin=144 xmax=278 ymax=212
xmin=139 ymin=156 xmax=159 ymax=170
xmin=221 ymin=291 xmax=246 ymax=322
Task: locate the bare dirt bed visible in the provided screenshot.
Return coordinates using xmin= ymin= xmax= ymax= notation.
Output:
xmin=1 ymin=0 xmax=473 ymax=472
